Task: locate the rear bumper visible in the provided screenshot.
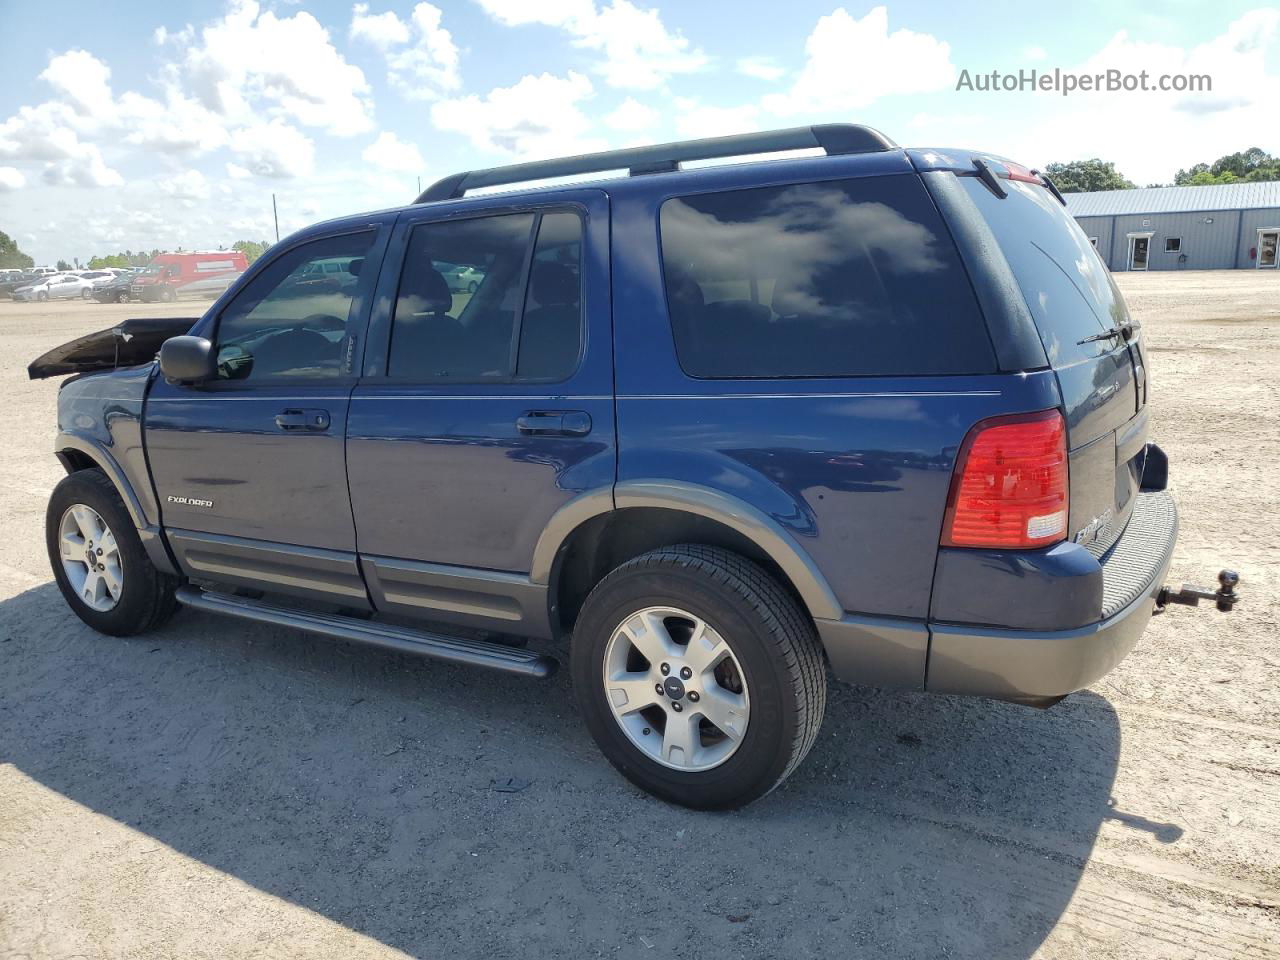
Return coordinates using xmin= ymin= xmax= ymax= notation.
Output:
xmin=925 ymin=490 xmax=1178 ymax=705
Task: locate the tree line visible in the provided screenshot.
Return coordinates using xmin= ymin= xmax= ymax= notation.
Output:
xmin=1045 ymin=147 xmax=1280 ymax=193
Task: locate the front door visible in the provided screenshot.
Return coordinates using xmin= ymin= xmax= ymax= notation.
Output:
xmin=145 ymin=224 xmax=389 ymax=605
xmin=346 ymin=190 xmax=614 ymax=636
xmin=1129 ymin=235 xmax=1150 ymax=271
xmin=1259 ymin=231 xmax=1279 ymax=268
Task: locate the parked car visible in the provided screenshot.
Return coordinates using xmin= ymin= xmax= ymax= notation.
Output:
xmin=30 ymin=125 xmax=1237 ymax=809
xmin=439 ymin=262 xmax=485 ymax=293
xmin=0 ymin=270 xmax=39 ymax=299
xmin=130 ymin=251 xmax=249 ymax=302
xmin=75 ymin=271 xmax=121 ymax=297
xmin=90 ymin=274 xmax=135 ymax=304
xmin=14 ymin=273 xmax=93 ymax=301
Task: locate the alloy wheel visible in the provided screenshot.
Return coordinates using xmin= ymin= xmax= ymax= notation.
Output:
xmin=58 ymin=503 xmax=124 ymax=612
xmin=602 ymin=606 xmax=751 ymax=772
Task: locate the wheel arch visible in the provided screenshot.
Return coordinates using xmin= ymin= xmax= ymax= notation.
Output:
xmin=55 ymin=433 xmax=180 ymax=576
xmin=533 ymin=480 xmax=843 ymax=637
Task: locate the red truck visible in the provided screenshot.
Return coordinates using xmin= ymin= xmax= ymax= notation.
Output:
xmin=130 ymin=251 xmax=248 ymax=303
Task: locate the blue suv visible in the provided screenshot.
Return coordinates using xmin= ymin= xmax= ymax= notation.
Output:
xmin=34 ymin=125 xmax=1233 ymax=809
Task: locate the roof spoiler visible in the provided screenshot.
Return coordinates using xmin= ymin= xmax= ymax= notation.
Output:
xmin=415 ymin=124 xmax=899 ymax=203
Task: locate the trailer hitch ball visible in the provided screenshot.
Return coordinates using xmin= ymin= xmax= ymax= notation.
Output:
xmin=1216 ymin=569 xmax=1239 ymax=612
xmin=1156 ymin=569 xmax=1240 ymax=613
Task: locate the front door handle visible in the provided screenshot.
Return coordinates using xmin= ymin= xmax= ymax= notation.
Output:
xmin=516 ymin=410 xmax=592 ymax=436
xmin=275 ymin=408 xmax=330 ymax=431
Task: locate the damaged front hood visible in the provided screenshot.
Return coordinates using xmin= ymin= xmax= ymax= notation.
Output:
xmin=28 ymin=317 xmax=198 ymax=379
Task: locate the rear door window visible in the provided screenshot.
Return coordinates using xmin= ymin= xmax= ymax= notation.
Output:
xmin=659 ymin=175 xmax=996 ymax=378
xmin=387 ymin=210 xmax=584 ymax=382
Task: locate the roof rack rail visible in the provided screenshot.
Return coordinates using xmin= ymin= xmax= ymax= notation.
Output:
xmin=415 ymin=124 xmax=898 ymax=203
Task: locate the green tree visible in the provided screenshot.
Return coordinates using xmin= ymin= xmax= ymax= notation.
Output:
xmin=0 ymin=230 xmax=35 ymax=269
xmin=55 ymin=259 xmax=71 ymax=271
xmin=232 ymin=239 xmax=271 ymax=264
xmin=1175 ymin=147 xmax=1280 ymax=186
xmin=1042 ymin=159 xmax=1137 ymax=193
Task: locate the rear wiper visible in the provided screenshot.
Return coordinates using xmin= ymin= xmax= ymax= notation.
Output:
xmin=1078 ymin=322 xmax=1135 ymax=345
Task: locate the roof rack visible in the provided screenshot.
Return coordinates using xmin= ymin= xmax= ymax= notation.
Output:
xmin=415 ymin=124 xmax=898 ymax=203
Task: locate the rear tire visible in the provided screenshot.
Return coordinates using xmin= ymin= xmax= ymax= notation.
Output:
xmin=572 ymin=544 xmax=826 ymax=809
xmin=46 ymin=469 xmax=180 ymax=636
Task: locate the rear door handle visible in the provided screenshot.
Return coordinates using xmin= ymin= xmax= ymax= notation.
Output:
xmin=516 ymin=410 xmax=592 ymax=436
xmin=275 ymin=408 xmax=330 ymax=431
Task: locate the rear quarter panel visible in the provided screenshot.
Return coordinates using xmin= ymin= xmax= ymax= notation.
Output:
xmin=607 ymin=161 xmax=1063 ymax=621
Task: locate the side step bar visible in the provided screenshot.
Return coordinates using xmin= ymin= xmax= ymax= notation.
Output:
xmin=175 ymin=585 xmax=557 ymax=678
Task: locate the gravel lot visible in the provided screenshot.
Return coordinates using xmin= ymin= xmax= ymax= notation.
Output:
xmin=1 ymin=272 xmax=1277 ymax=960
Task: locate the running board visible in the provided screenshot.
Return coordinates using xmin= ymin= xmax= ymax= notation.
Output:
xmin=175 ymin=585 xmax=556 ymax=678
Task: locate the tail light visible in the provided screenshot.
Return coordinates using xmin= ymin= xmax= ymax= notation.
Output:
xmin=942 ymin=410 xmax=1068 ymax=549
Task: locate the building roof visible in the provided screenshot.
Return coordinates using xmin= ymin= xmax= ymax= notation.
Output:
xmin=1065 ymin=180 xmax=1280 ymax=218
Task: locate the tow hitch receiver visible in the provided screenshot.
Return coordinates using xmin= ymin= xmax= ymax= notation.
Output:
xmin=1156 ymin=570 xmax=1240 ymax=614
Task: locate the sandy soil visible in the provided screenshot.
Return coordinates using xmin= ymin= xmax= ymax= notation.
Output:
xmin=0 ymin=272 xmax=1277 ymax=959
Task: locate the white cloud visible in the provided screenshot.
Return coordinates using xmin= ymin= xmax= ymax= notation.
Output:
xmin=475 ymin=0 xmax=707 ymax=90
xmin=349 ymin=2 xmax=410 ymax=48
xmin=1021 ymin=45 xmax=1048 ymax=62
xmin=431 ymin=71 xmax=605 ymax=158
xmin=763 ymin=6 xmax=954 ymax=114
xmin=736 ymin=56 xmax=786 ymax=81
xmin=0 ymin=167 xmax=25 ymax=191
xmin=229 ymin=122 xmax=315 ymax=178
xmin=179 ymin=0 xmax=373 ymax=136
xmin=351 ymin=3 xmax=460 ymax=100
xmin=157 ymin=169 xmax=211 ymax=201
xmin=0 ymin=102 xmax=124 ymax=187
xmin=41 ymin=145 xmax=124 ymax=188
xmin=40 ymin=50 xmax=116 ymax=118
xmin=362 ymin=131 xmax=425 ymax=172
xmin=672 ymin=98 xmax=761 ymax=138
xmin=226 ymin=162 xmax=252 ymax=179
xmin=605 ymin=97 xmax=659 ymax=131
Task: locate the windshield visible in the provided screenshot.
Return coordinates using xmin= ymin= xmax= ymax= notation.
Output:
xmin=140 ymin=265 xmax=165 ymax=276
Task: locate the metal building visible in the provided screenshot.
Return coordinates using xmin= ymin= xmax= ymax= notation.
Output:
xmin=1065 ymin=181 xmax=1280 ymax=272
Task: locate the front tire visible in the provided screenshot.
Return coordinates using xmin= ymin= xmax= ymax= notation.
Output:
xmin=36 ymin=291 xmax=48 ymax=302
xmin=572 ymin=545 xmax=826 ymax=809
xmin=81 ymin=288 xmax=93 ymax=299
xmin=160 ymin=287 xmax=176 ymax=303
xmin=46 ymin=469 xmax=179 ymax=636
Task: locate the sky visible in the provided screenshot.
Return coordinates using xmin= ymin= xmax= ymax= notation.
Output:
xmin=0 ymin=0 xmax=1277 ymax=266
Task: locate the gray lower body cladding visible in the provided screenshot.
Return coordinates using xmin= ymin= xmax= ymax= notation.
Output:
xmin=816 ymin=490 xmax=1178 ymax=705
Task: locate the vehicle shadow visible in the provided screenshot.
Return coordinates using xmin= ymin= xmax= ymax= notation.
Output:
xmin=0 ymin=583 xmax=1158 ymax=959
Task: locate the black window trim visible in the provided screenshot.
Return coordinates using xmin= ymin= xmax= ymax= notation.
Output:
xmin=1165 ymin=236 xmax=1181 ymax=252
xmin=195 ymin=225 xmax=384 ymax=392
xmin=377 ymin=203 xmax=588 ymax=387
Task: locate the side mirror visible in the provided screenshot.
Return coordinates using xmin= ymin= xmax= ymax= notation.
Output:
xmin=159 ymin=336 xmax=216 ymax=384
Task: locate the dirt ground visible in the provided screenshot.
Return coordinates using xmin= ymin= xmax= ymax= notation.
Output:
xmin=0 ymin=271 xmax=1277 ymax=960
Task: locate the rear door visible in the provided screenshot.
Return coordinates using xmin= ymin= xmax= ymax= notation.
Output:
xmin=956 ymin=173 xmax=1144 ymax=555
xmin=346 ymin=189 xmax=614 ymax=636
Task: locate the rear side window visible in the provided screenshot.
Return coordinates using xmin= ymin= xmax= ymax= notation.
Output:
xmin=659 ymin=175 xmax=996 ymax=379
xmin=388 ymin=210 xmax=583 ymax=382
xmin=958 ymin=177 xmax=1129 ymax=364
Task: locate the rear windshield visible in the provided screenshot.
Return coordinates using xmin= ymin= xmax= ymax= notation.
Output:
xmin=659 ymin=174 xmax=997 ymax=379
xmin=959 ymin=177 xmax=1131 ymax=364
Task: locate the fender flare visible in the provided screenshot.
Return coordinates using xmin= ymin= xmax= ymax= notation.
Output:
xmin=55 ymin=432 xmax=179 ymax=576
xmin=55 ymin=433 xmax=149 ymax=529
xmin=530 ymin=479 xmax=843 ymax=622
